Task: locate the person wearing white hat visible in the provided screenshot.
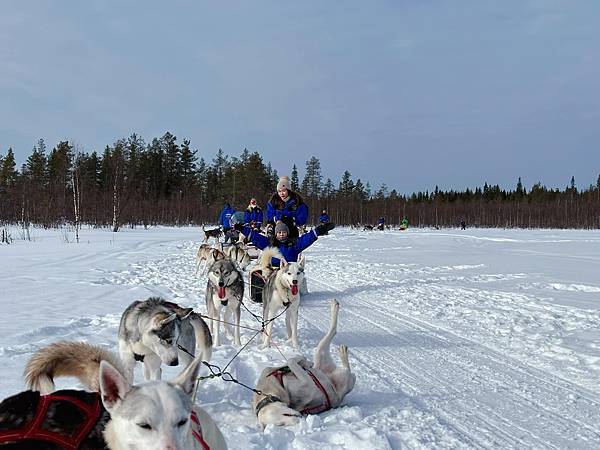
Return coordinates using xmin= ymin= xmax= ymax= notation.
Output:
xmin=266 ymin=176 xmax=308 ymax=239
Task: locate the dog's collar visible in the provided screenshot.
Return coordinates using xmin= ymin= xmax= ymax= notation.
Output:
xmin=255 ymin=395 xmax=283 ymax=416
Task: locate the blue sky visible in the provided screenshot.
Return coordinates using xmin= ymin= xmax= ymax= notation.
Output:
xmin=1 ymin=0 xmax=599 ymax=194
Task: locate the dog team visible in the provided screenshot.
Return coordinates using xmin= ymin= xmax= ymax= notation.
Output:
xmin=0 ymin=225 xmax=351 ymax=448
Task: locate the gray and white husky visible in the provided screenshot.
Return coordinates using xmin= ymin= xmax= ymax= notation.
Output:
xmin=260 ymin=248 xmax=305 ymax=349
xmin=223 ymin=242 xmax=252 ymax=271
xmin=21 ymin=341 xmax=227 ymax=449
xmin=253 ymin=299 xmax=355 ymax=427
xmin=205 ymin=258 xmax=245 ymax=346
xmin=118 ymin=297 xmax=212 ymax=383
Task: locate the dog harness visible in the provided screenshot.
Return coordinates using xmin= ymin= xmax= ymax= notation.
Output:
xmin=267 ymin=366 xmax=332 ymax=415
xmin=190 ymin=409 xmax=210 ymax=450
xmin=0 ymin=391 xmax=102 ymax=449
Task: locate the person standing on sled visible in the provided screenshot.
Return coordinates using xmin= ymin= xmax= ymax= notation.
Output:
xmin=377 ymin=216 xmax=385 ymax=231
xmin=244 ymin=197 xmax=263 ymax=230
xmin=219 ymin=202 xmax=236 ymax=244
xmin=234 ymin=220 xmax=334 ymax=302
xmin=266 ymin=176 xmax=308 ymax=239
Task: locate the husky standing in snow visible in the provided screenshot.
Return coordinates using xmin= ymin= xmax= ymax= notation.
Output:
xmin=253 ymin=299 xmax=355 ymax=427
xmin=118 ymin=297 xmax=212 ymax=383
xmin=223 ymin=242 xmax=252 ymax=271
xmin=205 ymin=258 xmax=245 ymax=346
xmin=260 ymin=248 xmax=305 ymax=349
xmin=8 ymin=341 xmax=227 ymax=450
xmin=195 ymin=245 xmax=225 ymax=275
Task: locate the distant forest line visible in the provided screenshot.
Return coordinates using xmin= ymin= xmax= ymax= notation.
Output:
xmin=1 ymin=133 xmax=599 ymax=230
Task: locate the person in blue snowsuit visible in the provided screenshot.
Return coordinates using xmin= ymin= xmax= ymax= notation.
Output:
xmin=319 ymin=209 xmax=330 ymax=224
xmin=377 ymin=216 xmax=385 ymax=231
xmin=234 ymin=220 xmax=334 ymax=302
xmin=244 ymin=198 xmax=263 ymax=230
xmin=266 ymin=176 xmax=308 ymax=239
xmin=219 ymin=203 xmax=236 ymax=243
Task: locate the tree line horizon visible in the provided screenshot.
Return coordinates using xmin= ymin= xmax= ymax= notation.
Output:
xmin=1 ymin=133 xmax=599 ymax=230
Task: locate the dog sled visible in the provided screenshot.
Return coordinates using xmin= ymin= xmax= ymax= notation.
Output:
xmin=248 ymin=268 xmax=269 ymax=303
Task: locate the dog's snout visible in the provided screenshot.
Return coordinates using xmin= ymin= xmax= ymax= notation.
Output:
xmin=292 ymin=280 xmax=298 ymax=285
xmin=218 ymin=281 xmax=224 ymax=287
xmin=168 ymin=358 xmax=179 ymax=366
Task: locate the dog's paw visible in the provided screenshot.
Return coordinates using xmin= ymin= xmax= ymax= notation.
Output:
xmin=339 ymin=344 xmax=349 ymax=358
xmin=331 ymin=298 xmax=340 ymax=312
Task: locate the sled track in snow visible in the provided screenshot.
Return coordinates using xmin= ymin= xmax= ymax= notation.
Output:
xmin=303 ymin=273 xmax=600 ymax=449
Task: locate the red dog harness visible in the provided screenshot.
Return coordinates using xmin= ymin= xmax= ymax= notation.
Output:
xmin=0 ymin=392 xmax=101 ymax=449
xmin=268 ymin=366 xmax=332 ymax=415
xmin=190 ymin=409 xmax=210 ymax=450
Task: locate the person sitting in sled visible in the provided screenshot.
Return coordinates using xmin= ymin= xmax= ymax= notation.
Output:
xmin=244 ymin=197 xmax=264 ymax=230
xmin=319 ymin=209 xmax=330 ymax=224
xmin=266 ymin=176 xmax=308 ymax=239
xmin=234 ymin=220 xmax=334 ymax=302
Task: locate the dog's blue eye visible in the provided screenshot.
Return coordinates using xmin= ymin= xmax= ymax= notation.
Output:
xmin=177 ymin=418 xmax=188 ymax=427
xmin=138 ymin=423 xmax=152 ymax=430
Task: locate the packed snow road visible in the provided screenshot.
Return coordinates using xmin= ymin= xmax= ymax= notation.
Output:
xmin=1 ymin=226 xmax=600 ymax=449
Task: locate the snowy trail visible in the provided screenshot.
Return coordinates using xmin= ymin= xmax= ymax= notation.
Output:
xmin=305 ymin=274 xmax=600 ymax=448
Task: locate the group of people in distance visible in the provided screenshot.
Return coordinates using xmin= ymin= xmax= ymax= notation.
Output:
xmin=219 ymin=175 xmax=335 ymax=266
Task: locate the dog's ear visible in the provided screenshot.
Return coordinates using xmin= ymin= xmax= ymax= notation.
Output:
xmin=171 ymin=357 xmax=203 ymax=396
xmin=99 ymin=360 xmax=130 ymax=412
xmin=280 ymin=258 xmax=288 ymax=269
xmin=159 ymin=313 xmax=177 ymax=327
xmin=298 ymin=254 xmax=305 ymax=269
xmin=178 ymin=307 xmax=194 ymax=320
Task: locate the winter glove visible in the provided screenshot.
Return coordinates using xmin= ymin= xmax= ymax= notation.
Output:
xmin=233 ymin=222 xmax=244 ymax=232
xmin=315 ymin=222 xmax=335 ymax=236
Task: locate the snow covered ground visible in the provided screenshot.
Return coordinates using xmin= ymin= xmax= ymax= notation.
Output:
xmin=1 ymin=225 xmax=600 ymax=449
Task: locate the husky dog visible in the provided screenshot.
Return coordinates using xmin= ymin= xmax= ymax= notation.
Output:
xmin=118 ymin=297 xmax=212 ymax=383
xmin=195 ymin=245 xmax=225 ymax=275
xmin=253 ymin=299 xmax=355 ymax=427
xmin=6 ymin=341 xmax=227 ymax=449
xmin=363 ymin=224 xmax=374 ymax=231
xmin=223 ymin=242 xmax=252 ymax=271
xmin=202 ymin=225 xmax=223 ymax=244
xmin=260 ymin=248 xmax=305 ymax=349
xmin=205 ymin=258 xmax=244 ymax=346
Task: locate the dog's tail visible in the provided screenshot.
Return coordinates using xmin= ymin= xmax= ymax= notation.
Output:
xmin=24 ymin=341 xmax=124 ymax=395
xmin=259 ymin=247 xmax=284 ymax=271
xmin=189 ymin=313 xmax=213 ymax=363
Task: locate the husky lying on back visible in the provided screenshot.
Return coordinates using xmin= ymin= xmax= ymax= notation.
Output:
xmin=118 ymin=297 xmax=212 ymax=383
xmin=260 ymin=248 xmax=305 ymax=349
xmin=0 ymin=341 xmax=227 ymax=449
xmin=205 ymin=258 xmax=244 ymax=346
xmin=253 ymin=299 xmax=355 ymax=427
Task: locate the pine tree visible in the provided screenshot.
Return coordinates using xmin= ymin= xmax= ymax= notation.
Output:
xmin=290 ymin=165 xmax=299 ymax=191
xmin=338 ymin=171 xmax=354 ymax=198
xmin=0 ymin=148 xmax=18 ymax=187
xmin=322 ymin=178 xmax=335 ymax=198
xmin=301 ymin=156 xmax=322 ymax=197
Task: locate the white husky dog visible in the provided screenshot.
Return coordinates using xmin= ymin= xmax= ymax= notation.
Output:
xmin=260 ymin=248 xmax=305 ymax=349
xmin=118 ymin=297 xmax=212 ymax=383
xmin=205 ymin=258 xmax=245 ymax=346
xmin=22 ymin=341 xmax=227 ymax=450
xmin=253 ymin=299 xmax=355 ymax=427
